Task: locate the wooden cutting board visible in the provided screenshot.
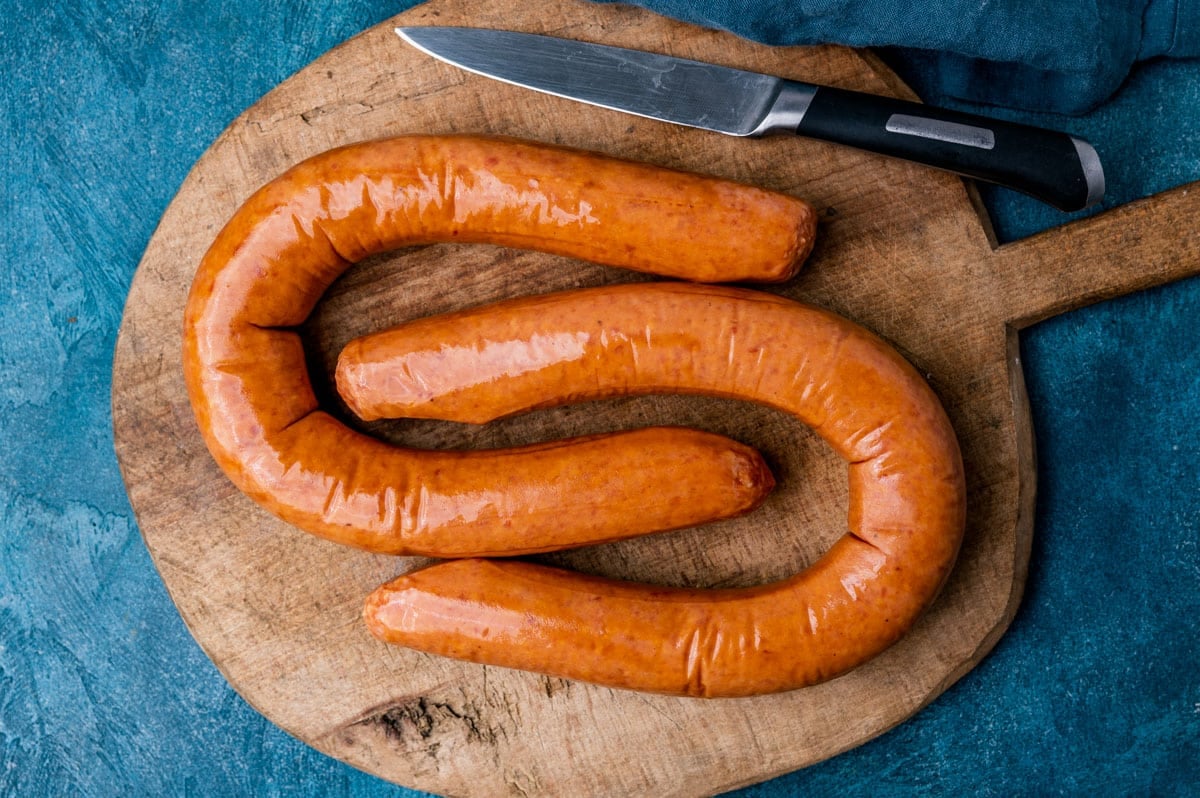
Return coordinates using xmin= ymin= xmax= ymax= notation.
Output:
xmin=111 ymin=0 xmax=1200 ymax=795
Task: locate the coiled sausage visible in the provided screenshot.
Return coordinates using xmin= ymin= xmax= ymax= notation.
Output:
xmin=360 ymin=283 xmax=966 ymax=696
xmin=182 ymin=136 xmax=815 ymax=555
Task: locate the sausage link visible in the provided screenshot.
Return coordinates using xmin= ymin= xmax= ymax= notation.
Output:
xmin=183 ymin=136 xmax=813 ymax=555
xmin=361 ymin=283 xmax=966 ymax=696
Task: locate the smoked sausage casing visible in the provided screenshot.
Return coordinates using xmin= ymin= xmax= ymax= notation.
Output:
xmin=361 ymin=283 xmax=966 ymax=696
xmin=183 ymin=136 xmax=814 ymax=555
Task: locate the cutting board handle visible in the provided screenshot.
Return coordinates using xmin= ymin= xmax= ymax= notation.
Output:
xmin=995 ymin=183 xmax=1200 ymax=329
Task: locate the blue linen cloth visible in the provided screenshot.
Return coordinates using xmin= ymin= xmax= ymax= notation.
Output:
xmin=601 ymin=0 xmax=1200 ymax=112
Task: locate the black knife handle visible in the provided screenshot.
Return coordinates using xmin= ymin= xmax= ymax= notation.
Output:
xmin=794 ymin=85 xmax=1104 ymax=212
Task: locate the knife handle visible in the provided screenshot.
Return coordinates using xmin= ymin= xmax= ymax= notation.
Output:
xmin=791 ymin=84 xmax=1104 ymax=212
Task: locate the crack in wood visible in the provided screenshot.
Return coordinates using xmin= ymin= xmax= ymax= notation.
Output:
xmin=352 ymin=695 xmax=502 ymax=750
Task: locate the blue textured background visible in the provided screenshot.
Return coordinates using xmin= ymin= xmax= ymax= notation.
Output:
xmin=2 ymin=2 xmax=1197 ymax=795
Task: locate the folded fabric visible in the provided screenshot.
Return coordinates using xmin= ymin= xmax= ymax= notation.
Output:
xmin=596 ymin=0 xmax=1199 ymax=113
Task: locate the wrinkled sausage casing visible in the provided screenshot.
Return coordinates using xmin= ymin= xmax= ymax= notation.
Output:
xmin=360 ymin=283 xmax=966 ymax=697
xmin=183 ymin=136 xmax=816 ymax=556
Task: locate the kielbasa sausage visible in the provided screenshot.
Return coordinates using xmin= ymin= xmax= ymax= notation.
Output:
xmin=361 ymin=283 xmax=965 ymax=696
xmin=183 ymin=136 xmax=815 ymax=555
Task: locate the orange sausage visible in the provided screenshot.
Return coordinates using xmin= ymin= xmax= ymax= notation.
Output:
xmin=183 ymin=136 xmax=815 ymax=555
xmin=361 ymin=283 xmax=966 ymax=696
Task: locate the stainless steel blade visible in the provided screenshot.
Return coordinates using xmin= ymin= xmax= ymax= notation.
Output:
xmin=396 ymin=26 xmax=802 ymax=136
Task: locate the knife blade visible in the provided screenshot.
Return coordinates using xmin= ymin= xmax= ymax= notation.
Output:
xmin=396 ymin=26 xmax=1104 ymax=212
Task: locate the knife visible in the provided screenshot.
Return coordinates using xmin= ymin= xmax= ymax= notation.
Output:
xmin=396 ymin=26 xmax=1105 ymax=213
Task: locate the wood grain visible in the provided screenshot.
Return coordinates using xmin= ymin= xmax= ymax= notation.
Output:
xmin=110 ymin=1 xmax=1200 ymax=795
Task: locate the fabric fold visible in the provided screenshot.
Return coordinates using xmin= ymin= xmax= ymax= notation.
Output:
xmin=596 ymin=0 xmax=1197 ymax=113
